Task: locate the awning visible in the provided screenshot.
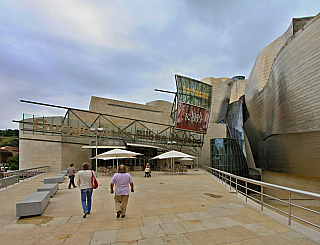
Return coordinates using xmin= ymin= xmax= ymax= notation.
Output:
xmin=81 ymin=146 xmax=126 ymax=149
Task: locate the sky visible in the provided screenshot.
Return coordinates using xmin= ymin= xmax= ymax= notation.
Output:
xmin=0 ymin=0 xmax=319 ymax=129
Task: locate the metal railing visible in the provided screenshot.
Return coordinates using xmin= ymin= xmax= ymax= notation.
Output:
xmin=1 ymin=166 xmax=50 ymax=182
xmin=201 ymin=165 xmax=320 ymax=229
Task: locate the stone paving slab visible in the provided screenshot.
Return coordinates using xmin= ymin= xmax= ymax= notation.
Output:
xmin=0 ymin=169 xmax=319 ymax=244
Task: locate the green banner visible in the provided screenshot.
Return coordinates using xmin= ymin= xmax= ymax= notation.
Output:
xmin=175 ymin=75 xmax=212 ymax=133
xmin=175 ymin=74 xmax=212 ymax=109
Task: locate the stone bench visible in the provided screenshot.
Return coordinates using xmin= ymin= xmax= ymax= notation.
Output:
xmin=16 ymin=191 xmax=50 ymax=217
xmin=44 ymin=177 xmax=60 ymax=184
xmin=0 ymin=175 xmax=19 ymax=189
xmin=61 ymin=170 xmax=67 ymax=175
xmin=55 ymin=174 xmax=65 ymax=183
xmin=37 ymin=183 xmax=58 ymax=197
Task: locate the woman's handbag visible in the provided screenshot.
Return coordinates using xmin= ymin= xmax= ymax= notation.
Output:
xmin=92 ymin=171 xmax=98 ymax=189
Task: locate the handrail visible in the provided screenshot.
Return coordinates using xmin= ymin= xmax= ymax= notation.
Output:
xmin=1 ymin=166 xmax=50 ymax=182
xmin=201 ymin=164 xmax=320 ymax=228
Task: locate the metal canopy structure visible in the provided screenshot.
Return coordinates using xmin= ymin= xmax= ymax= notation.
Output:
xmin=15 ymin=100 xmax=204 ymax=155
xmin=82 ymin=146 xmax=126 ymax=149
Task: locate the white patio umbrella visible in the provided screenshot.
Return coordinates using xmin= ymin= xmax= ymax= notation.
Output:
xmin=151 ymin=150 xmax=195 ymax=168
xmin=179 ymin=157 xmax=194 ymax=166
xmin=93 ymin=149 xmax=142 ymax=168
xmin=90 ymin=156 xmax=136 ymax=168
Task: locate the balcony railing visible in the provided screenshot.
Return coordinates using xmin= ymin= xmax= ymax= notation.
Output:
xmin=201 ymin=165 xmax=320 ymax=229
xmin=1 ymin=166 xmax=50 ymax=182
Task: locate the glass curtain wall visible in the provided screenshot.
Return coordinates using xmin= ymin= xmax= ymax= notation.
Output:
xmin=225 ymin=100 xmax=245 ymax=156
xmin=211 ymin=138 xmax=249 ymax=177
xmin=211 ymin=100 xmax=249 ymax=177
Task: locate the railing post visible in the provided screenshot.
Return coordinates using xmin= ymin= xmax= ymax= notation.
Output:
xmin=246 ymin=181 xmax=248 ymax=202
xmin=236 ymin=178 xmax=238 ymax=195
xmin=225 ymin=174 xmax=227 ymax=187
xmin=207 ymin=165 xmax=320 ymax=229
xmin=289 ymin=193 xmax=292 ymax=225
xmin=261 ymin=186 xmax=263 ymax=211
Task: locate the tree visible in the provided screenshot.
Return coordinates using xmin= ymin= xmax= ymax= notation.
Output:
xmin=9 ymin=139 xmax=19 ymax=147
xmin=6 ymin=154 xmax=19 ymax=170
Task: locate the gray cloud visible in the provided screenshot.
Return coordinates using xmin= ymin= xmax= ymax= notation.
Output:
xmin=0 ymin=0 xmax=319 ymax=129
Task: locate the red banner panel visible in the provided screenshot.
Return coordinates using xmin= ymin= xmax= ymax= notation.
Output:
xmin=176 ymin=102 xmax=210 ymax=133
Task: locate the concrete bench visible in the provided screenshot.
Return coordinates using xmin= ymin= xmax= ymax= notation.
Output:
xmin=44 ymin=177 xmax=60 ymax=184
xmin=16 ymin=191 xmax=50 ymax=217
xmin=55 ymin=174 xmax=65 ymax=183
xmin=37 ymin=183 xmax=58 ymax=197
xmin=61 ymin=170 xmax=67 ymax=175
xmin=0 ymin=175 xmax=19 ymax=189
xmin=43 ymin=173 xmax=65 ymax=184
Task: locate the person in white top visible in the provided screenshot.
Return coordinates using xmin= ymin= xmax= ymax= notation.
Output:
xmin=77 ymin=162 xmax=94 ymax=218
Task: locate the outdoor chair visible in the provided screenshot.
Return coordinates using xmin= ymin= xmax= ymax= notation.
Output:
xmin=100 ymin=167 xmax=107 ymax=176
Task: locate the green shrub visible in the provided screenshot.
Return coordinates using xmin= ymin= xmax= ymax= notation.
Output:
xmin=6 ymin=154 xmax=19 ymax=170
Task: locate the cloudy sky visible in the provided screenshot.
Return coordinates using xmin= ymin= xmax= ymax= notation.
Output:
xmin=0 ymin=1 xmax=319 ymax=129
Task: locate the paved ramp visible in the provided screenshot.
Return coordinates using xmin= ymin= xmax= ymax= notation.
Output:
xmin=0 ymin=169 xmax=319 ymax=244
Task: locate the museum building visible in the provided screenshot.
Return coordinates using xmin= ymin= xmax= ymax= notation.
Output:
xmin=18 ymin=14 xmax=320 ymax=202
xmin=18 ymin=74 xmax=248 ymax=175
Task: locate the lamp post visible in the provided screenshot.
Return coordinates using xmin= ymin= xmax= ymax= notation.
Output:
xmin=95 ymin=133 xmax=98 ymax=177
xmin=167 ymin=140 xmax=176 ymax=168
xmin=91 ymin=127 xmax=103 ymax=177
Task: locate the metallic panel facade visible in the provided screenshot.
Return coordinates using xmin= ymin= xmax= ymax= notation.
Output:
xmin=244 ymin=14 xmax=320 ymax=177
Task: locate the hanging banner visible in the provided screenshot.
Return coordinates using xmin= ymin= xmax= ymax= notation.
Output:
xmin=176 ymin=102 xmax=210 ymax=133
xmin=175 ymin=75 xmax=212 ymax=133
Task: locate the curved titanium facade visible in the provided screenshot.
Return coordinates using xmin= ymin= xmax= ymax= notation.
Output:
xmin=244 ymin=14 xmax=320 ymax=177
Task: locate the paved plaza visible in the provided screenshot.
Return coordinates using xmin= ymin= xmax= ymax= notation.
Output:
xmin=0 ymin=169 xmax=319 ymax=244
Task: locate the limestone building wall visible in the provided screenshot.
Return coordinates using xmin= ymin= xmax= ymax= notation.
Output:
xmin=61 ymin=137 xmax=91 ymax=171
xmin=201 ymin=77 xmax=232 ymax=123
xmin=229 ymin=79 xmax=247 ymax=103
xmin=198 ymin=123 xmax=226 ymax=166
xmin=19 ymin=132 xmax=91 ymax=172
xmin=88 ymin=96 xmax=172 ymax=129
xmin=19 ymin=132 xmax=62 ymax=172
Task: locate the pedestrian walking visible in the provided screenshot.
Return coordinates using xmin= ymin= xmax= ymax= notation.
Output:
xmin=67 ymin=163 xmax=77 ymax=189
xmin=110 ymin=164 xmax=134 ymax=218
xmin=77 ymin=162 xmax=94 ymax=218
